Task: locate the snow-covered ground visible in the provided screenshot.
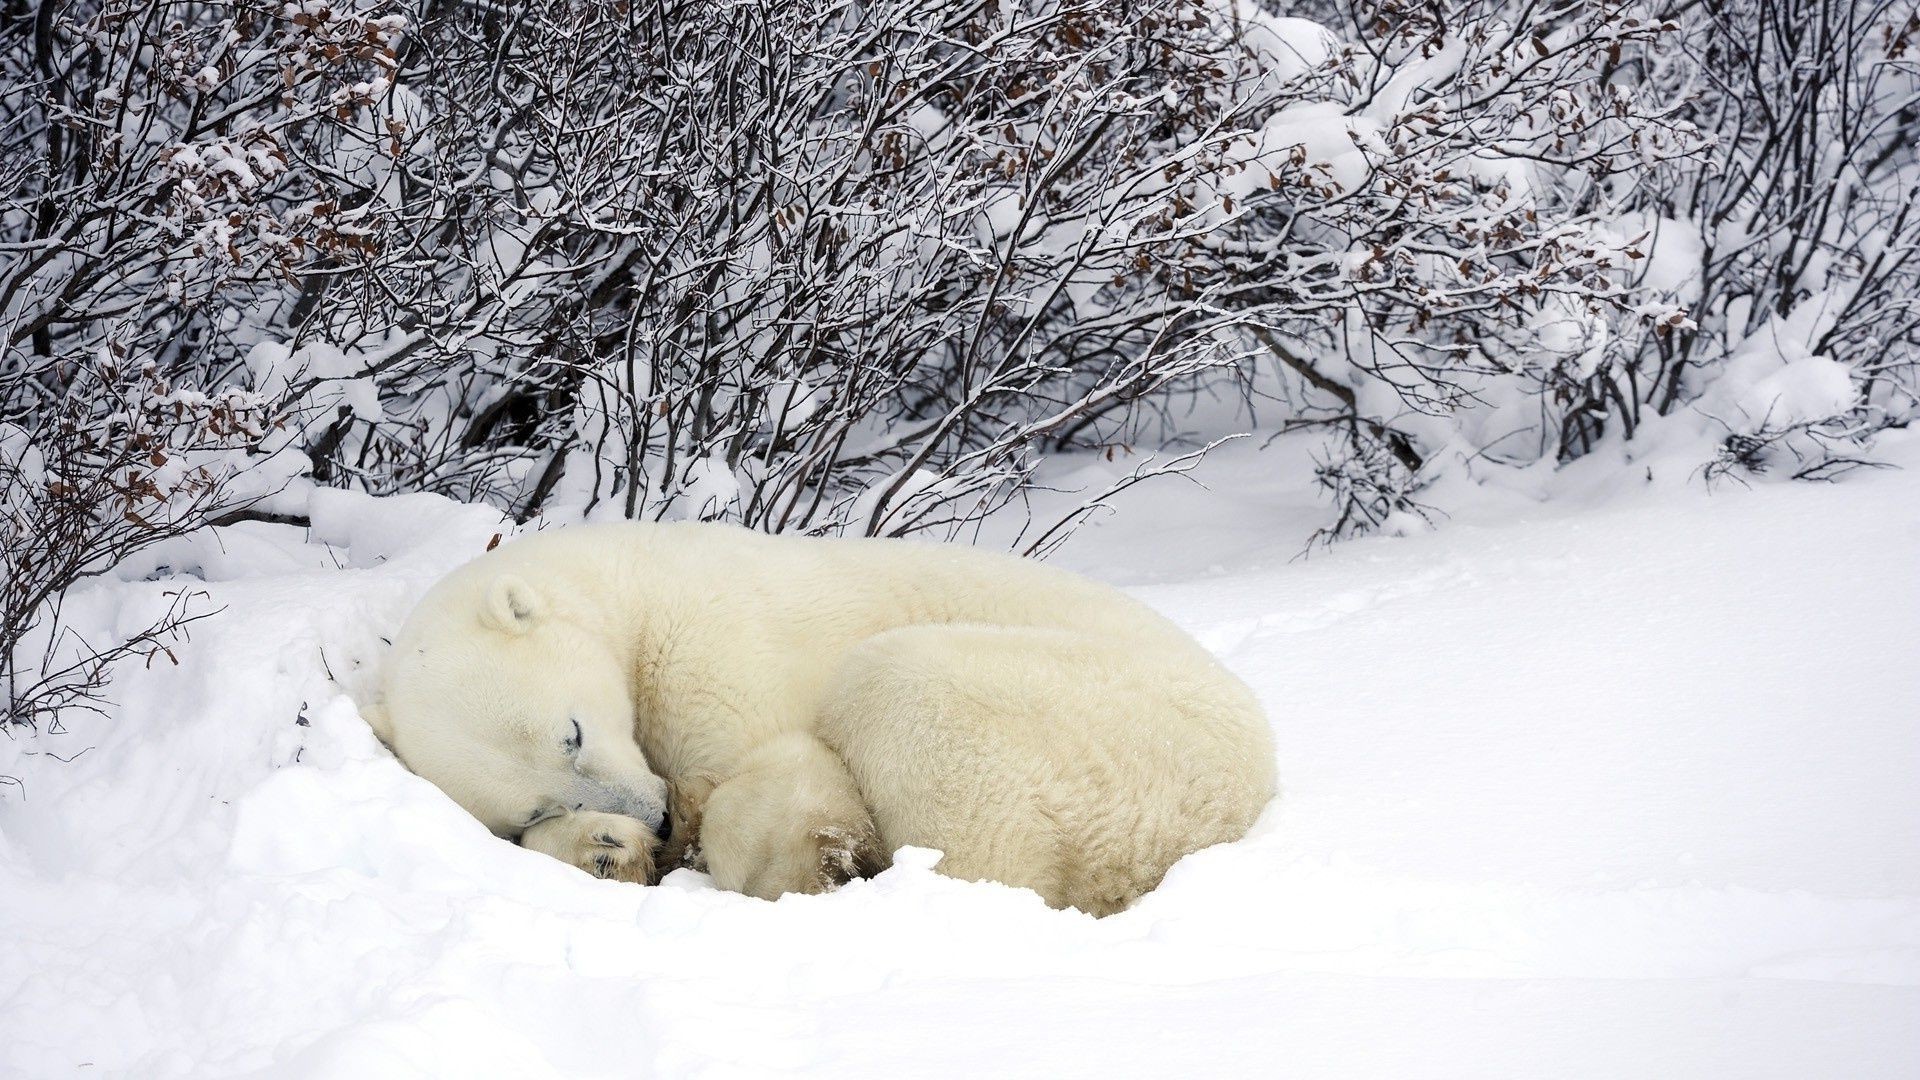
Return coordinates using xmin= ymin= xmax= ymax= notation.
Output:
xmin=4 ymin=435 xmax=1918 ymax=1078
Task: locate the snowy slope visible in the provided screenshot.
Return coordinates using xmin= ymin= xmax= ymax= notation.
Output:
xmin=3 ymin=437 xmax=1918 ymax=1079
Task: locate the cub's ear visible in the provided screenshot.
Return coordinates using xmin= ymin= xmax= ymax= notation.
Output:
xmin=480 ymin=574 xmax=544 ymax=634
xmin=360 ymin=700 xmax=395 ymax=748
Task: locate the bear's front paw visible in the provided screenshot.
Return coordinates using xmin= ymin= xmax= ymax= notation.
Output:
xmin=579 ymin=823 xmax=653 ymax=883
xmin=520 ymin=811 xmax=658 ymax=884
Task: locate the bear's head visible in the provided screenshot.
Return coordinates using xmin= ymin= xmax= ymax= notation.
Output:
xmin=368 ymin=571 xmax=671 ymax=844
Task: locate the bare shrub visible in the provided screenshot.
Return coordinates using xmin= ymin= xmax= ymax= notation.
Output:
xmin=0 ymin=0 xmax=401 ymax=723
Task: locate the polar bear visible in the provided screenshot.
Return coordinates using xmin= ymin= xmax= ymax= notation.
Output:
xmin=369 ymin=523 xmax=1276 ymax=916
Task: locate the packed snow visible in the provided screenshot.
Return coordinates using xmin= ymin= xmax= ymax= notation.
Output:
xmin=3 ymin=435 xmax=1918 ymax=1078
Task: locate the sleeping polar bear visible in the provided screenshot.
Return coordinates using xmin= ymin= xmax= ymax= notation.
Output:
xmin=368 ymin=523 xmax=1276 ymax=916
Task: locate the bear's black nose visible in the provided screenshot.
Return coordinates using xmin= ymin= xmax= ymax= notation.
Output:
xmin=653 ymin=809 xmax=672 ymax=841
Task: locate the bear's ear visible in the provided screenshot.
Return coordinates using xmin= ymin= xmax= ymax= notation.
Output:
xmin=360 ymin=700 xmax=395 ymax=748
xmin=480 ymin=574 xmax=544 ymax=635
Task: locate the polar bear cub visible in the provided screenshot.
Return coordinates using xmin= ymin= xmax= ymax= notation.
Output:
xmin=370 ymin=522 xmax=1276 ymax=916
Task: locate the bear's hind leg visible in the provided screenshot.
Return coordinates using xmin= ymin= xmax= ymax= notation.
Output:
xmin=816 ymin=627 xmax=1073 ymax=907
xmin=699 ymin=731 xmax=882 ymax=901
xmin=818 ymin=624 xmax=1275 ymax=915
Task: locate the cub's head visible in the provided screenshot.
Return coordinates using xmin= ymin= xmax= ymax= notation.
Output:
xmin=368 ymin=571 xmax=670 ymax=847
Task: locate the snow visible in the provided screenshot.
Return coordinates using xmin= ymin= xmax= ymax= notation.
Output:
xmin=4 ymin=436 xmax=1920 ymax=1078
xmin=1220 ymin=103 xmax=1381 ymax=200
xmin=1701 ymin=286 xmax=1864 ymax=435
xmin=1742 ymin=356 xmax=1859 ymax=427
xmin=1211 ymin=0 xmax=1337 ymax=83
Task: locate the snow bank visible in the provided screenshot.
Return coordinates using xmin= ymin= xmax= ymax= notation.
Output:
xmin=3 ymin=441 xmax=1918 ymax=1077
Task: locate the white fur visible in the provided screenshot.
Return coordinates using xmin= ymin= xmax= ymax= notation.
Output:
xmin=374 ymin=523 xmax=1276 ymax=915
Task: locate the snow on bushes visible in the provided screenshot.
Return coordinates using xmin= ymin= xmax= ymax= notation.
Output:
xmin=3 ymin=0 xmax=1916 ymax=718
